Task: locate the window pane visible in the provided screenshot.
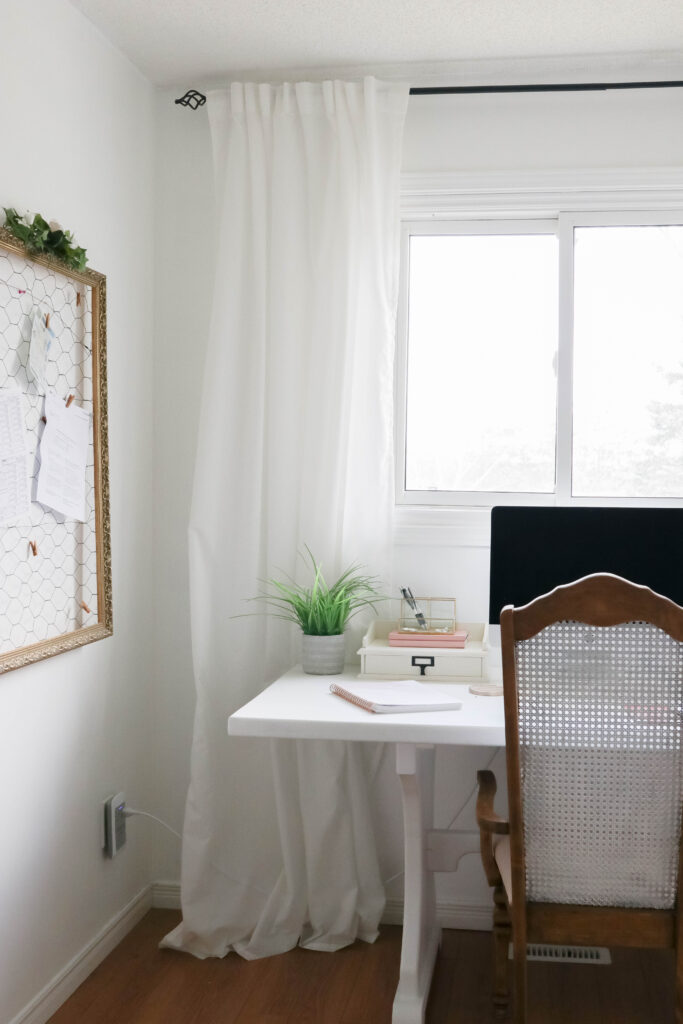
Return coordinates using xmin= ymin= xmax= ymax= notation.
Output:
xmin=405 ymin=233 xmax=558 ymax=493
xmin=573 ymin=226 xmax=683 ymax=498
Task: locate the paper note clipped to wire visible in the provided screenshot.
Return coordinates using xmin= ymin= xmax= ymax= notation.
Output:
xmin=0 ymin=387 xmax=30 ymax=526
xmin=36 ymin=393 xmax=90 ymax=521
xmin=29 ymin=310 xmax=54 ymax=391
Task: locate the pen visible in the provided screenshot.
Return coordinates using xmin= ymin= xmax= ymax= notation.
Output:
xmin=401 ymin=587 xmax=428 ymax=630
xmin=407 ymin=589 xmax=428 ymax=629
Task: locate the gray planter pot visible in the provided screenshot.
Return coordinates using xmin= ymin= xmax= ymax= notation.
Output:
xmin=301 ymin=633 xmax=346 ymax=675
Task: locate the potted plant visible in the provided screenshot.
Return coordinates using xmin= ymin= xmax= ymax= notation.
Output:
xmin=252 ymin=550 xmax=384 ymax=675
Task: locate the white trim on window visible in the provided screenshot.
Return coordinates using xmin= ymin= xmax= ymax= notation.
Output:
xmin=395 ymin=173 xmax=683 ymax=521
xmin=393 ymin=504 xmax=492 ymax=548
xmin=400 ymin=168 xmax=683 ymax=218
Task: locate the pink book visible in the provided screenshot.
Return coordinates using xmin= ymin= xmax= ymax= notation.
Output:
xmin=389 ymin=639 xmax=467 ymax=649
xmin=388 ymin=629 xmax=468 ymax=644
xmin=389 ymin=630 xmax=471 ymax=647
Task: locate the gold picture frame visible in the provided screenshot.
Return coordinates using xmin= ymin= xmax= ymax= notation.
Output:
xmin=0 ymin=226 xmax=112 ymax=673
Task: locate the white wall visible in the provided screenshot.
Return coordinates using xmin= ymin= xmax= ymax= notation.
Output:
xmin=150 ymin=76 xmax=683 ymax=918
xmin=0 ymin=2 xmax=156 ymax=1021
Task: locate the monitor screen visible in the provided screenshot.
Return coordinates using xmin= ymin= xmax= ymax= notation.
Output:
xmin=488 ymin=506 xmax=683 ymax=624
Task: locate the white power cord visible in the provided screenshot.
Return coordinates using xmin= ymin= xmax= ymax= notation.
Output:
xmin=444 ymin=747 xmax=502 ymax=830
xmin=124 ymin=748 xmax=504 ymax=890
xmin=123 ymin=806 xmax=272 ymax=897
xmin=123 ymin=807 xmax=182 ymax=840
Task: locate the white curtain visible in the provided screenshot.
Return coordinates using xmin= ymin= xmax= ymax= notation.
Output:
xmin=162 ymin=78 xmax=409 ymax=959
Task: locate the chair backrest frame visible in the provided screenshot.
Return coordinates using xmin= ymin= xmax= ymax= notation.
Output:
xmin=501 ymin=572 xmax=683 ymax=920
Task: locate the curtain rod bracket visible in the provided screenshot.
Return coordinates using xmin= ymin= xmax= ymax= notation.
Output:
xmin=175 ymin=89 xmax=207 ymax=110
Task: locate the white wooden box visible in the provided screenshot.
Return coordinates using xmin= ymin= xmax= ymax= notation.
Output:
xmin=358 ymin=620 xmax=489 ymax=682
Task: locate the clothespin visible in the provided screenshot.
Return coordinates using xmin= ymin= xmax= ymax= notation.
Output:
xmin=45 ymin=313 xmax=50 ymax=329
xmin=65 ymin=394 xmax=74 ymax=408
xmin=76 ymin=292 xmax=81 ymax=307
xmin=80 ymin=601 xmax=91 ymax=614
xmin=29 ymin=541 xmax=38 ymax=557
xmin=40 ymin=415 xmax=46 ymax=424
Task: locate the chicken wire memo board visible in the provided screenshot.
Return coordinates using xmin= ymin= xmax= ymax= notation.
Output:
xmin=0 ymin=227 xmax=112 ymax=674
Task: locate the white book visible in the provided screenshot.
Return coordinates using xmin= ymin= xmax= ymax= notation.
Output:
xmin=329 ymin=679 xmax=463 ymax=714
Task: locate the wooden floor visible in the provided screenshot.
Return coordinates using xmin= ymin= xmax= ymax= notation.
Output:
xmin=48 ymin=910 xmax=675 ymax=1023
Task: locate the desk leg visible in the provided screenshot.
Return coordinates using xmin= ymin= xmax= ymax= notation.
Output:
xmin=392 ymin=743 xmax=440 ymax=1024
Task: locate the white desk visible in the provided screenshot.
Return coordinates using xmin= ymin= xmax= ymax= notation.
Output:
xmin=228 ymin=667 xmax=505 ymax=1024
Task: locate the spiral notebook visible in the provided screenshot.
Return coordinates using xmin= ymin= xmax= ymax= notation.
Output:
xmin=329 ymin=679 xmax=463 ymax=714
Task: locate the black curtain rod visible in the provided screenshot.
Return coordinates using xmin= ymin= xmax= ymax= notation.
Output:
xmin=410 ymin=80 xmax=683 ymax=94
xmin=175 ymin=79 xmax=683 ymax=107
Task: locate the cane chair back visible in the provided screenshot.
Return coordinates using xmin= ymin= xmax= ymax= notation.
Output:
xmin=515 ymin=618 xmax=683 ymax=909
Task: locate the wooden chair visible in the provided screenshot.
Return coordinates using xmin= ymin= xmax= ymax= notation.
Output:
xmin=476 ymin=573 xmax=683 ymax=1022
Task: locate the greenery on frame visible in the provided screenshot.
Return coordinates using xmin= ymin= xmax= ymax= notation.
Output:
xmin=3 ymin=208 xmax=87 ymax=271
xmin=250 ymin=549 xmax=385 ymax=636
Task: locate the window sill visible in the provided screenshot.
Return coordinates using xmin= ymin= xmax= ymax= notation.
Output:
xmin=393 ymin=505 xmax=491 ymax=548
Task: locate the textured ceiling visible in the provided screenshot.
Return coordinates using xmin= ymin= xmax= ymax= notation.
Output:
xmin=69 ymin=0 xmax=683 ymax=87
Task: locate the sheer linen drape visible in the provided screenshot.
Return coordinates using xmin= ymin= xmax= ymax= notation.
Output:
xmin=162 ymin=78 xmax=409 ymax=959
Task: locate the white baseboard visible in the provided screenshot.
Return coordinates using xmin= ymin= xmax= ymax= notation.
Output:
xmin=10 ymin=885 xmax=152 ymax=1024
xmin=151 ymin=880 xmax=182 ymax=909
xmin=383 ymin=896 xmax=492 ymax=932
xmin=150 ymin=880 xmax=492 ymax=932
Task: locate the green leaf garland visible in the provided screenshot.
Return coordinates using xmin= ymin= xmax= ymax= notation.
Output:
xmin=3 ymin=208 xmax=87 ymax=272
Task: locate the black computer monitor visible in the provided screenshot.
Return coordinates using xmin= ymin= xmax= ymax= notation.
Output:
xmin=488 ymin=506 xmax=683 ymax=624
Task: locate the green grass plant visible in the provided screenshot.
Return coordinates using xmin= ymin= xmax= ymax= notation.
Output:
xmin=251 ymin=549 xmax=384 ymax=635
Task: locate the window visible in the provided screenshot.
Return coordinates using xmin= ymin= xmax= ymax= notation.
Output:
xmin=572 ymin=223 xmax=683 ymax=498
xmin=397 ymin=212 xmax=683 ymax=507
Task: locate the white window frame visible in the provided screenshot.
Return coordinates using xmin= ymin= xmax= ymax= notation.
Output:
xmin=395 ymin=172 xmax=683 ymax=525
xmin=396 ymin=218 xmax=559 ymax=508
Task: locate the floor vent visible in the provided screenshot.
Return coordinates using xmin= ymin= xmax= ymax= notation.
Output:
xmin=509 ymin=943 xmax=611 ymax=965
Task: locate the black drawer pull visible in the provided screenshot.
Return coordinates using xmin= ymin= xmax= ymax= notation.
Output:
xmin=411 ymin=655 xmax=435 ymax=676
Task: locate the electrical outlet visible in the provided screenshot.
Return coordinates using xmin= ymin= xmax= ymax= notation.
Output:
xmin=103 ymin=792 xmax=126 ymax=857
